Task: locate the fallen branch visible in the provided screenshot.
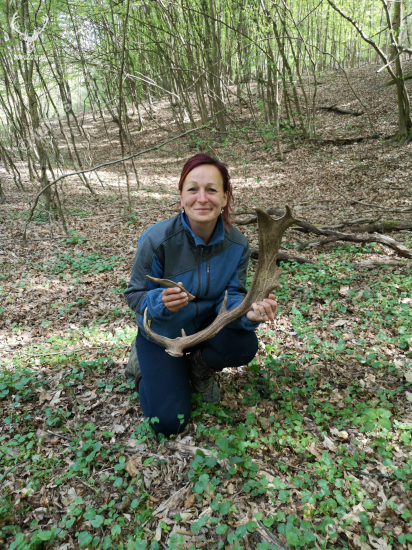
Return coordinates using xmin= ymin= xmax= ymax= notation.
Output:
xmin=304 ymin=232 xmax=412 ymax=258
xmin=254 ymin=520 xmax=290 ymax=550
xmin=317 ymin=104 xmax=364 ymax=116
xmin=384 ymin=72 xmax=412 ymax=86
xmin=352 ymin=257 xmax=411 ymax=268
xmin=234 ymin=208 xmax=412 ymax=259
xmin=346 ymin=220 xmax=412 ymax=233
xmin=250 ymin=248 xmax=317 ymax=266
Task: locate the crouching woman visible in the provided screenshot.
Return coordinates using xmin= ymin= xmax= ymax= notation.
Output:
xmin=125 ymin=153 xmax=277 ymax=437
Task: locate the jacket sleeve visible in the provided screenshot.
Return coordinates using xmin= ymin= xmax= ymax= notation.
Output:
xmin=215 ymin=241 xmax=261 ymax=331
xmin=124 ymin=233 xmax=176 ymax=321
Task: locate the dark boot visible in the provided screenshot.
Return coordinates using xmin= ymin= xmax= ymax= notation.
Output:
xmin=125 ymin=336 xmax=141 ymax=389
xmin=188 ymin=349 xmax=220 ymax=404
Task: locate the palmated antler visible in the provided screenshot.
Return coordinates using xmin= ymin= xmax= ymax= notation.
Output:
xmin=144 ymin=207 xmax=296 ymax=356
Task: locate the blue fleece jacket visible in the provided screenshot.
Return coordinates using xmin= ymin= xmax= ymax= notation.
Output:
xmin=124 ymin=212 xmax=260 ymax=341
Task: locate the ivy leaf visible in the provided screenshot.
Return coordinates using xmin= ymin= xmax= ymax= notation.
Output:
xmin=379 ymin=417 xmax=391 ymax=430
xmin=91 ymin=515 xmax=104 ymax=528
xmin=78 ymin=532 xmax=93 ymax=548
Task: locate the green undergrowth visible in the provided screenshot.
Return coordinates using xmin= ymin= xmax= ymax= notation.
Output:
xmin=1 ymin=244 xmax=411 ymax=549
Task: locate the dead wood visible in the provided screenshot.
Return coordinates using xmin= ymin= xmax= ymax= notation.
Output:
xmin=346 ymin=220 xmax=412 ymax=233
xmin=384 ymin=72 xmax=412 ymax=86
xmin=253 ymin=521 xmax=291 ymax=550
xmin=250 ymin=248 xmax=317 ymax=266
xmin=234 ymin=208 xmax=412 ymax=259
xmin=317 ymin=104 xmax=364 ymax=116
xmin=352 ymin=257 xmax=411 ymax=268
xmin=303 ymin=232 xmax=412 ymax=258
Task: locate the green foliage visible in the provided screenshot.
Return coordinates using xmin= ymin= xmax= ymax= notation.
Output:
xmin=38 ymin=252 xmax=121 ymax=276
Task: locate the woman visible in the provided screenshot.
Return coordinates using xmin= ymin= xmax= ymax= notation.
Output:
xmin=125 ymin=153 xmax=277 ymax=437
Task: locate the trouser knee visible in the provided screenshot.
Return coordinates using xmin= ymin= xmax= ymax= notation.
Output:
xmin=149 ymin=410 xmax=190 ymax=438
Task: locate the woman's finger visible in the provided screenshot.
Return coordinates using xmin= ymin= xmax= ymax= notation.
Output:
xmin=261 ymin=300 xmax=276 ymax=320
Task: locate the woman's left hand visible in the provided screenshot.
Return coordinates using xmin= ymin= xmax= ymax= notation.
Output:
xmin=246 ymin=294 xmax=277 ymax=322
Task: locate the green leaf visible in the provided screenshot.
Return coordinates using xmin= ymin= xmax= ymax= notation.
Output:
xmin=113 ymin=477 xmax=123 ymax=488
xmin=112 ymin=524 xmax=121 ymax=536
xmin=278 ymin=490 xmax=290 ymax=502
xmin=78 ymin=532 xmax=93 ymax=548
xmin=246 ymin=521 xmax=257 ymax=533
xmin=235 ymin=525 xmax=247 ymax=538
xmin=379 ymin=417 xmax=391 ymax=430
xmin=363 ymin=500 xmax=375 ymax=510
xmin=84 ymin=508 xmax=97 ymax=520
xmin=216 ymin=524 xmax=228 ymax=535
xmin=91 ymin=515 xmax=104 ymax=528
xmin=205 ymin=456 xmax=217 ymax=468
xmin=35 ymin=530 xmax=53 ymax=541
xmin=304 ymin=530 xmax=316 ymax=542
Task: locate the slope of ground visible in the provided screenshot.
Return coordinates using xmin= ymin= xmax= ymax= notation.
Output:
xmin=0 ymin=63 xmax=412 ymax=550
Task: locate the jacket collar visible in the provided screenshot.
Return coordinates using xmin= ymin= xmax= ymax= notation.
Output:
xmin=181 ymin=211 xmax=225 ymax=246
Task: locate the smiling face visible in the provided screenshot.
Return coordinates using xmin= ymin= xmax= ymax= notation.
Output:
xmin=180 ymin=164 xmax=228 ymax=229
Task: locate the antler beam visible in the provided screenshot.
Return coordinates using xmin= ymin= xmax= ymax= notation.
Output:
xmin=143 ymin=207 xmax=296 ymax=357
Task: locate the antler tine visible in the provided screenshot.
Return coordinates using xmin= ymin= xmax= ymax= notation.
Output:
xmin=143 ymin=207 xmax=296 ymax=357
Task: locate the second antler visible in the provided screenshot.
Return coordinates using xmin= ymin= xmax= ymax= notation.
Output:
xmin=143 ymin=207 xmax=296 ymax=356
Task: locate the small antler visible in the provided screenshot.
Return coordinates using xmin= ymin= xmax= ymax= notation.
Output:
xmin=144 ymin=207 xmax=296 ymax=356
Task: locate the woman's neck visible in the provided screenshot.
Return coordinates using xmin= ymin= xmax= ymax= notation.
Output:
xmin=187 ymin=218 xmax=217 ymax=245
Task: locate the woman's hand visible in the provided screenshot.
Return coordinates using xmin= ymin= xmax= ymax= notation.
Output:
xmin=246 ymin=294 xmax=277 ymax=322
xmin=162 ymin=283 xmax=189 ymax=312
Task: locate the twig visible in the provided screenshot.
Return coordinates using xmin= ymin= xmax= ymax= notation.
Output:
xmin=46 ymin=430 xmax=72 ymax=441
xmin=74 ymin=475 xmax=99 ymax=494
xmin=22 ymin=123 xmax=212 ymax=242
xmin=152 ymin=482 xmax=191 ymax=516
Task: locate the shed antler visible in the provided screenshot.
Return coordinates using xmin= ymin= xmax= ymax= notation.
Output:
xmin=143 ymin=207 xmax=296 ymax=357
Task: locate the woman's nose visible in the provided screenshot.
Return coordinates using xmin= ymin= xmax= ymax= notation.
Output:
xmin=198 ymin=189 xmax=207 ymax=202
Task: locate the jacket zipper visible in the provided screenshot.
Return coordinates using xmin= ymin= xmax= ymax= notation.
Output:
xmin=197 ymin=247 xmax=203 ymax=296
xmin=205 ymin=260 xmax=210 ymax=296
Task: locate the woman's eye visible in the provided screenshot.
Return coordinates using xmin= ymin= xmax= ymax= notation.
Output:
xmin=208 ymin=188 xmax=217 ymax=193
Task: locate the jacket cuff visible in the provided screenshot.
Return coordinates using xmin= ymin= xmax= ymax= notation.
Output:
xmin=228 ymin=315 xmax=260 ymax=331
xmin=145 ymin=288 xmax=175 ymax=320
xmin=241 ymin=315 xmax=261 ymax=330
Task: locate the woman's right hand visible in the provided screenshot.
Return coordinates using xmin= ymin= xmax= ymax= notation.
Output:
xmin=162 ymin=283 xmax=189 ymax=312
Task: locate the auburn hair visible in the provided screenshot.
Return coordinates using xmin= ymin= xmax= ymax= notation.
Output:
xmin=178 ymin=153 xmax=233 ymax=228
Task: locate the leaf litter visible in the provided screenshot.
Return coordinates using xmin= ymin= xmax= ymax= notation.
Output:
xmin=0 ymin=64 xmax=412 ymax=549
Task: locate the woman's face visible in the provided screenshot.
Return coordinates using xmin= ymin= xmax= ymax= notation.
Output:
xmin=180 ymin=164 xmax=227 ymax=227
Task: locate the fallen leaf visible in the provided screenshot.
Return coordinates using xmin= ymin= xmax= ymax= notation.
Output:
xmin=330 ymin=428 xmax=349 ymax=439
xmin=307 ymin=442 xmax=322 ymax=459
xmin=346 ymin=531 xmax=373 ymax=550
xmin=323 ymin=436 xmax=337 ymax=452
xmin=113 ymin=424 xmax=125 ymax=434
xmin=368 ymin=535 xmax=392 ymax=550
xmin=125 ymin=459 xmax=139 ymax=478
xmin=184 ymin=493 xmax=196 ymax=509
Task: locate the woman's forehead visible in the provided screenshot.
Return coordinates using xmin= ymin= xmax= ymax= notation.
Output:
xmin=184 ymin=164 xmax=223 ymax=184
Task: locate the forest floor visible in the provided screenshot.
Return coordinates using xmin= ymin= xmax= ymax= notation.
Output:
xmin=1 ymin=62 xmax=412 ymax=550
